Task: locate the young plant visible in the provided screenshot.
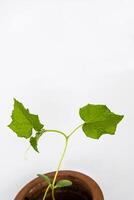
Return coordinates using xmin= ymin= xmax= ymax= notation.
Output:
xmin=8 ymin=99 xmax=123 ymax=200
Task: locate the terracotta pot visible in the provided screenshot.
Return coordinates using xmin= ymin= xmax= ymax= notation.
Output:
xmin=14 ymin=170 xmax=104 ymax=200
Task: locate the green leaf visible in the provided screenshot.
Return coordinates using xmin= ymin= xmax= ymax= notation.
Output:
xmin=8 ymin=99 xmax=44 ymax=138
xmin=55 ymin=179 xmax=72 ymax=188
xmin=30 ymin=133 xmax=42 ymax=153
xmin=30 ymin=130 xmax=44 ymax=152
xmin=79 ymin=104 xmax=124 ymax=139
xmin=37 ymin=174 xmax=51 ymax=185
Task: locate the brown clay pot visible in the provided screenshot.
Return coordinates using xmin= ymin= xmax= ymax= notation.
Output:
xmin=14 ymin=170 xmax=104 ymax=200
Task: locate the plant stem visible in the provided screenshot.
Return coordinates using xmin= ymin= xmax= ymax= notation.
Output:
xmin=52 ymin=188 xmax=56 ymax=200
xmin=51 ymin=137 xmax=68 ymax=199
xmin=42 ymin=124 xmax=82 ymax=200
xmin=43 ymin=184 xmax=51 ymax=200
xmin=44 ymin=129 xmax=67 ymax=139
xmin=67 ymin=124 xmax=83 ymax=138
xmin=24 ymin=145 xmax=31 ymax=160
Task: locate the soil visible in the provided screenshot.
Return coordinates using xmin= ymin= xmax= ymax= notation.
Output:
xmin=24 ymin=181 xmax=93 ymax=200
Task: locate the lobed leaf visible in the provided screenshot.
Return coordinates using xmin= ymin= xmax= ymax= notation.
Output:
xmin=79 ymin=104 xmax=124 ymax=139
xmin=8 ymin=99 xmax=44 ymax=138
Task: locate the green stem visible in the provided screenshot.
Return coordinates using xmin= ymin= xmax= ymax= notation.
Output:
xmin=41 ymin=129 xmax=68 ymax=200
xmin=51 ymin=137 xmax=68 ymax=200
xmin=44 ymin=129 xmax=67 ymax=139
xmin=67 ymin=124 xmax=83 ymax=138
xmin=24 ymin=145 xmax=31 ymax=160
xmin=52 ymin=188 xmax=56 ymax=200
xmin=41 ymin=124 xmax=82 ymax=200
xmin=43 ymin=184 xmax=51 ymax=200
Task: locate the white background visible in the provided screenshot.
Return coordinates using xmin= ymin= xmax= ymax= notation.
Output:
xmin=0 ymin=0 xmax=134 ymax=199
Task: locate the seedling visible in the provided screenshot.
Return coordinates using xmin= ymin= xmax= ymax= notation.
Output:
xmin=8 ymin=99 xmax=123 ymax=200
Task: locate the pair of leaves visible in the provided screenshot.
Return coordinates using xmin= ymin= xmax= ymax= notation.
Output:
xmin=79 ymin=104 xmax=124 ymax=139
xmin=8 ymin=99 xmax=124 ymax=153
xmin=37 ymin=174 xmax=72 ymax=188
xmin=8 ymin=99 xmax=44 ymax=152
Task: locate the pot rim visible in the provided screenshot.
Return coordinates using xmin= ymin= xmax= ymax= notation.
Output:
xmin=14 ymin=170 xmax=104 ymax=200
